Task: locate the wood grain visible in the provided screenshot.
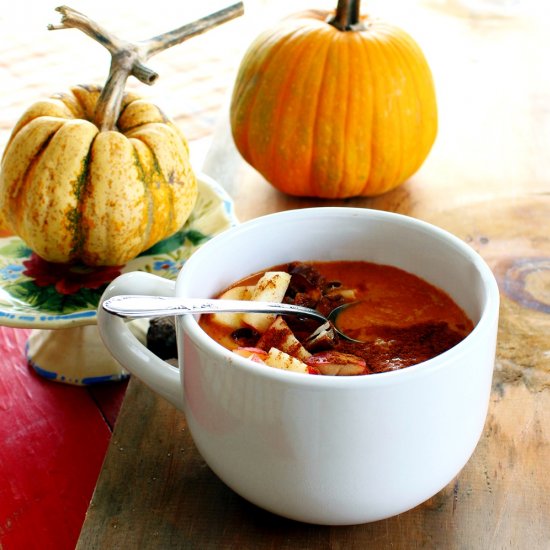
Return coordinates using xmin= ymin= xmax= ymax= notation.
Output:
xmin=78 ymin=1 xmax=550 ymax=547
xmin=77 ymin=382 xmax=550 ymax=549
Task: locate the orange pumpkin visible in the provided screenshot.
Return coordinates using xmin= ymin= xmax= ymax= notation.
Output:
xmin=230 ymin=0 xmax=438 ymax=198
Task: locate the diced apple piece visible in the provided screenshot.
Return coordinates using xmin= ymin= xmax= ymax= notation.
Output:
xmin=242 ymin=271 xmax=291 ymax=332
xmin=211 ymin=285 xmax=254 ymax=329
xmin=306 ymin=351 xmax=368 ymax=376
xmin=257 ymin=316 xmax=311 ymax=361
xmin=304 ymin=321 xmax=338 ymax=352
xmin=264 ymin=348 xmax=309 ymax=374
xmin=233 ymin=347 xmax=268 ymax=364
xmin=325 ymin=288 xmax=357 ymax=301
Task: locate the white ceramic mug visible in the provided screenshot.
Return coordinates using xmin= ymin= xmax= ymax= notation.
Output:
xmin=97 ymin=207 xmax=499 ymax=525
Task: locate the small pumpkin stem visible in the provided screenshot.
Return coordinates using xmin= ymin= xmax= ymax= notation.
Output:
xmin=48 ymin=3 xmax=244 ymax=131
xmin=327 ymin=0 xmax=364 ymax=31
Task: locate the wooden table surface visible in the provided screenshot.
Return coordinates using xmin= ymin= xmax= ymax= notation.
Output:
xmin=11 ymin=1 xmax=548 ymax=548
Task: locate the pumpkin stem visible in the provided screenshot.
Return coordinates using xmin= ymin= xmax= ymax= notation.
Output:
xmin=48 ymin=3 xmax=244 ymax=131
xmin=327 ymin=0 xmax=364 ymax=31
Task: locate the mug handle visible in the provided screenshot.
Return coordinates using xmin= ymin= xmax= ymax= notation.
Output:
xmin=97 ymin=271 xmax=184 ymax=410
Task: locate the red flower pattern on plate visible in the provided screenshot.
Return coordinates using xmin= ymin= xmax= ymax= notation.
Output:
xmin=22 ymin=253 xmax=122 ymax=295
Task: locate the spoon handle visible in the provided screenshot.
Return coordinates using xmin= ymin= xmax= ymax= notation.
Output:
xmin=102 ymin=295 xmax=327 ymax=323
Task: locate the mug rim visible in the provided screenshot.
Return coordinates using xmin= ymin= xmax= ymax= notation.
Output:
xmin=179 ymin=207 xmax=499 ymax=388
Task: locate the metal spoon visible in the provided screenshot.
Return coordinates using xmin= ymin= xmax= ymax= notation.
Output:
xmin=101 ymin=295 xmax=362 ymax=342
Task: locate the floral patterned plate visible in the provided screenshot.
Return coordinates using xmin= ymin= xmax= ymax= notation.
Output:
xmin=0 ymin=173 xmax=237 ymax=329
